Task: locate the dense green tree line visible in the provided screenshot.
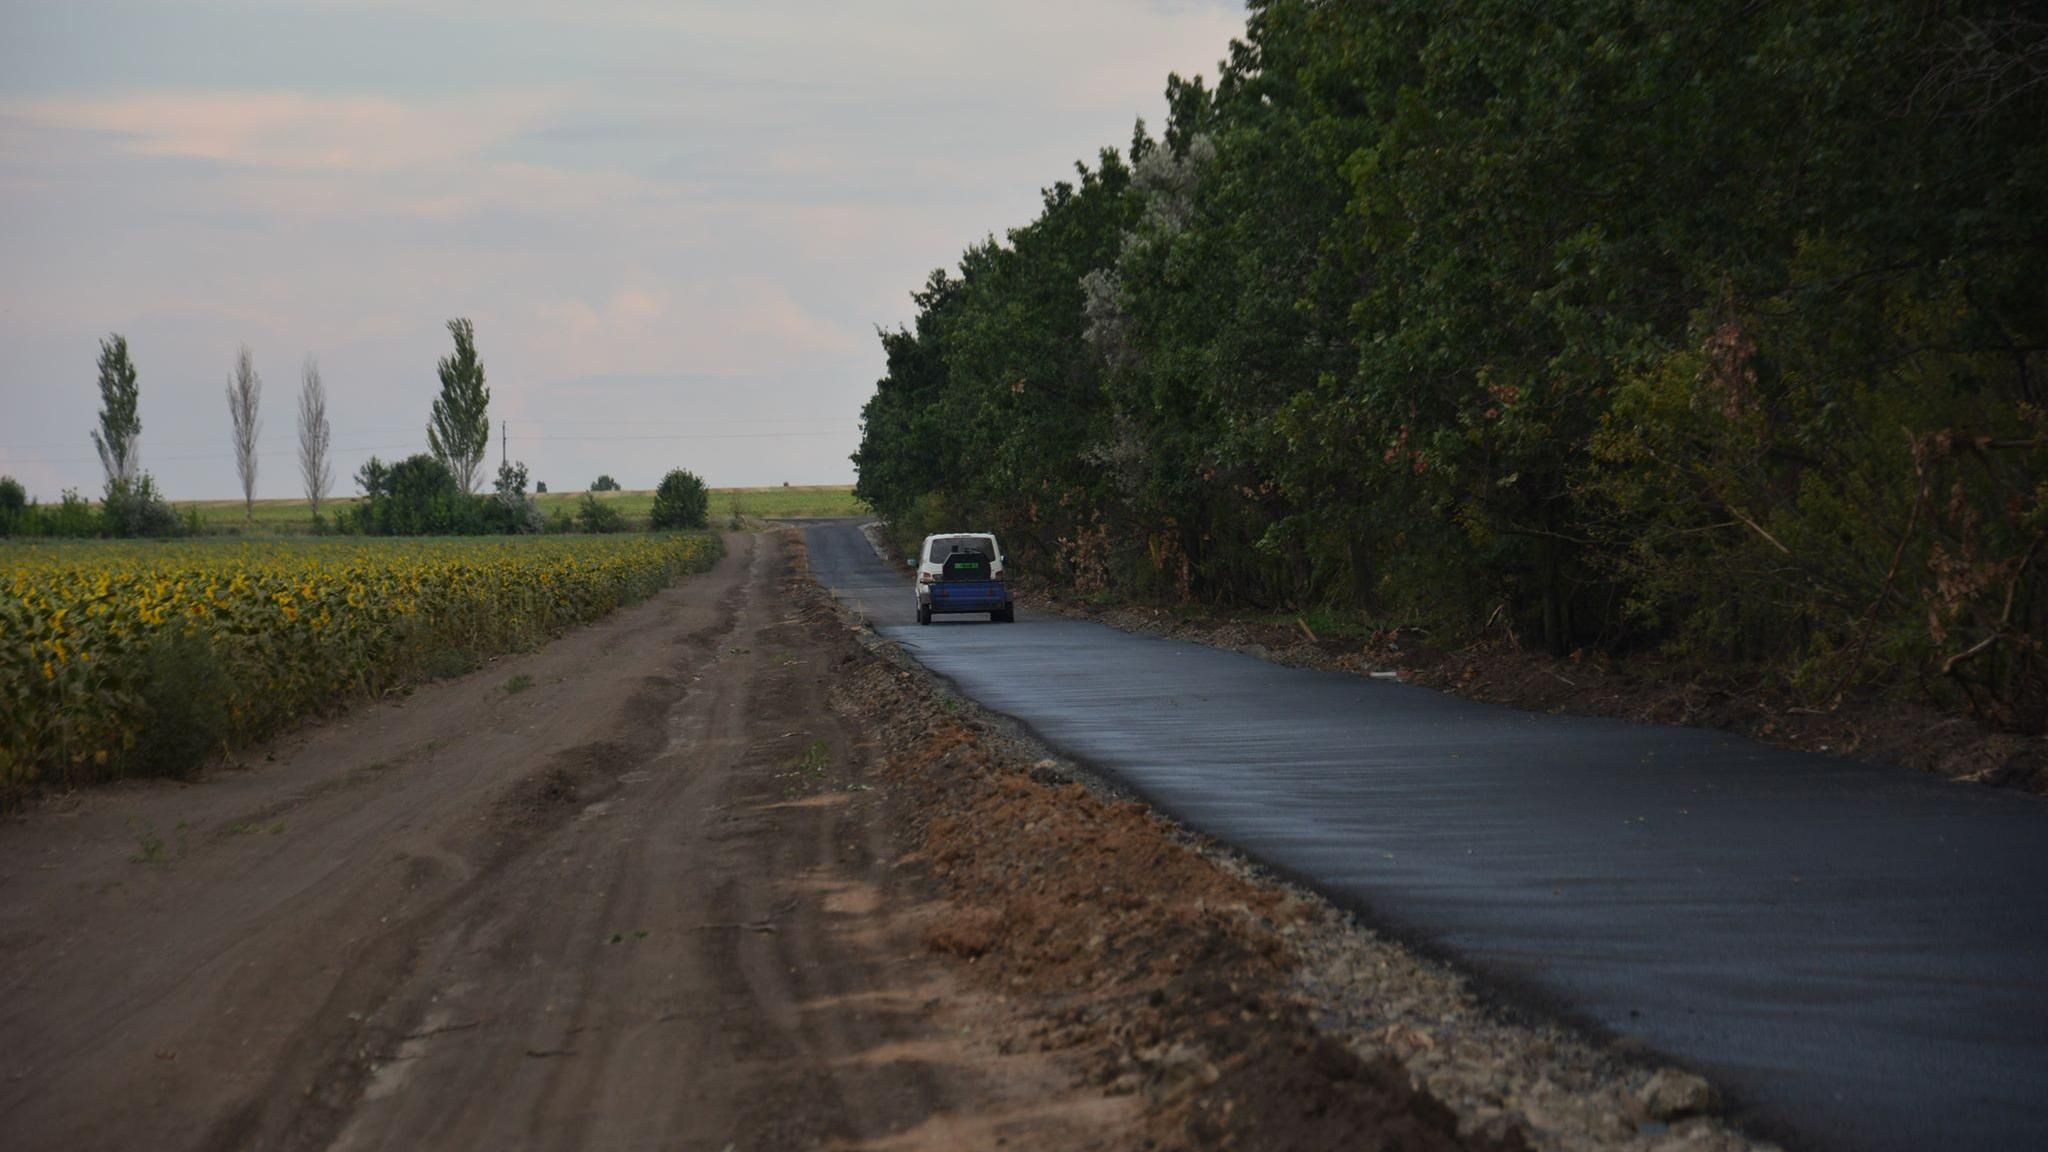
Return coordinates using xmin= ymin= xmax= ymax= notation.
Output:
xmin=854 ymin=1 xmax=2047 ymax=729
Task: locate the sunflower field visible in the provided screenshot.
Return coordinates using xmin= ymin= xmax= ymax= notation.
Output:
xmin=1 ymin=532 xmax=722 ymax=794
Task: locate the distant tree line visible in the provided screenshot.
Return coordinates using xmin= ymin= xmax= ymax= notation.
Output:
xmin=2 ymin=335 xmax=334 ymax=538
xmin=336 ymin=323 xmax=706 ymax=535
xmin=852 ymin=1 xmax=2048 ymax=729
xmin=2 ymin=318 xmax=711 ymax=539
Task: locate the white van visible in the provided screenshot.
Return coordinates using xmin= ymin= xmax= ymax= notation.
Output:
xmin=914 ymin=532 xmax=1013 ymax=624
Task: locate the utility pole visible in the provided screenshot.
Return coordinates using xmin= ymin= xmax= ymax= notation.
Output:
xmin=501 ymin=419 xmax=508 ymax=469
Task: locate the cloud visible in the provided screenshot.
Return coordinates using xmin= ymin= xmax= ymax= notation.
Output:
xmin=0 ymin=0 xmax=1251 ymax=497
xmin=215 ymin=156 xmax=662 ymax=226
xmin=6 ymin=89 xmax=553 ymax=174
xmin=530 ymin=280 xmax=861 ymax=381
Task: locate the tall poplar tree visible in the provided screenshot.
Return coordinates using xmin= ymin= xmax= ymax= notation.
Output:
xmin=226 ymin=346 xmax=262 ymax=522
xmin=91 ymin=334 xmax=141 ymax=486
xmin=298 ymin=356 xmax=332 ymax=519
xmin=427 ymin=317 xmax=491 ymax=495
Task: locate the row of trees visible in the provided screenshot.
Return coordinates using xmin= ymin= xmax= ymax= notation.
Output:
xmin=345 ymin=319 xmax=704 ymax=534
xmin=221 ymin=346 xmax=339 ymax=524
xmin=343 ymin=318 xmax=509 ymax=535
xmin=2 ymin=334 xmax=338 ymax=537
xmin=224 ymin=314 xmax=490 ymax=528
xmin=345 ymin=455 xmax=706 ymax=535
xmin=3 ymin=319 xmax=493 ymax=537
xmin=312 ymin=318 xmax=713 ymax=534
xmin=853 ymin=1 xmax=2048 ymax=730
xmin=3 ymin=317 xmax=712 ymax=538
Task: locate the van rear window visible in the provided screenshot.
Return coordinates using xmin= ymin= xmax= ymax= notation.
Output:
xmin=928 ymin=536 xmax=997 ymax=563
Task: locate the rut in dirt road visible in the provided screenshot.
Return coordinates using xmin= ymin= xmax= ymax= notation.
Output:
xmin=0 ymin=533 xmax=1117 ymax=1152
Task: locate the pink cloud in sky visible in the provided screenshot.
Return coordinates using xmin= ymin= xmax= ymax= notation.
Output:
xmin=0 ymin=0 xmax=1251 ymax=496
xmin=8 ymin=90 xmax=552 ymax=174
xmin=529 ymin=281 xmax=861 ymax=382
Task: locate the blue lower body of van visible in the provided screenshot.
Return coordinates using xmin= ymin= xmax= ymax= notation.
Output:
xmin=929 ymin=579 xmax=1008 ymax=614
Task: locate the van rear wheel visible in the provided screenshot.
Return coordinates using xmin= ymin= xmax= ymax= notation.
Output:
xmin=917 ymin=604 xmax=932 ymax=626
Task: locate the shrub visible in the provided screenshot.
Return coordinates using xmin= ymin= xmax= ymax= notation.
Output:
xmin=45 ymin=490 xmax=98 ymax=538
xmin=489 ymin=459 xmax=542 ymax=534
xmin=130 ymin=630 xmax=231 ymax=778
xmin=417 ymin=646 xmax=479 ymax=680
xmin=576 ymin=492 xmax=625 ymax=533
xmin=649 ymin=468 xmax=709 ymax=530
xmin=2 ymin=483 xmax=208 ymax=546
xmin=472 ymin=497 xmax=541 ymax=536
xmin=348 ymin=454 xmax=438 ymax=534
xmin=347 ymin=453 xmax=526 ymax=536
xmin=101 ymin=475 xmax=180 ymax=538
xmin=379 ymin=455 xmax=463 ymax=533
xmin=590 ymin=474 xmax=621 ymax=493
xmin=0 ymin=477 xmax=24 ymax=536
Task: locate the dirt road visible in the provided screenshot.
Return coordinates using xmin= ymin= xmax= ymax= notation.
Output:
xmin=0 ymin=533 xmax=1118 ymax=1151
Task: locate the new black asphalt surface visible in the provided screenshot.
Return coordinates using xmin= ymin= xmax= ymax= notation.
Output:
xmin=804 ymin=519 xmax=2048 ymax=1152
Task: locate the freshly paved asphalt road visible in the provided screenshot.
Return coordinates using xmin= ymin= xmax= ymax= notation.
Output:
xmin=805 ymin=519 xmax=2048 ymax=1152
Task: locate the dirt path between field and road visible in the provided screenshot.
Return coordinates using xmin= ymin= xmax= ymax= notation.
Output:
xmin=0 ymin=533 xmax=1126 ymax=1151
xmin=0 ymin=530 xmax=1534 ymax=1152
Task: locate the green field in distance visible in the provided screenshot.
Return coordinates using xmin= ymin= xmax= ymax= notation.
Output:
xmin=174 ymin=485 xmax=865 ymax=532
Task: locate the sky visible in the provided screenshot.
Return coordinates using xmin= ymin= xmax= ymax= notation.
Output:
xmin=0 ymin=0 xmax=1245 ymax=501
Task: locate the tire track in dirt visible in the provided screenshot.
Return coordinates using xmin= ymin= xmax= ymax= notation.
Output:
xmin=0 ymin=537 xmax=756 ymax=1151
xmin=1 ymin=533 xmax=1122 ymax=1152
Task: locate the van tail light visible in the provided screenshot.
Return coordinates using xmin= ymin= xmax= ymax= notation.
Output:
xmin=918 ymin=572 xmax=935 ymax=584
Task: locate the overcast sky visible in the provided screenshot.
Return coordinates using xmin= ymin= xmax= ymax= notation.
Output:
xmin=0 ymin=0 xmax=1243 ymax=500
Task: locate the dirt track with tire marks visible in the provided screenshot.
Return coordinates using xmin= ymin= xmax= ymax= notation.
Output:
xmin=0 ymin=534 xmax=1116 ymax=1150
xmin=1 ymin=529 xmax=1724 ymax=1151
